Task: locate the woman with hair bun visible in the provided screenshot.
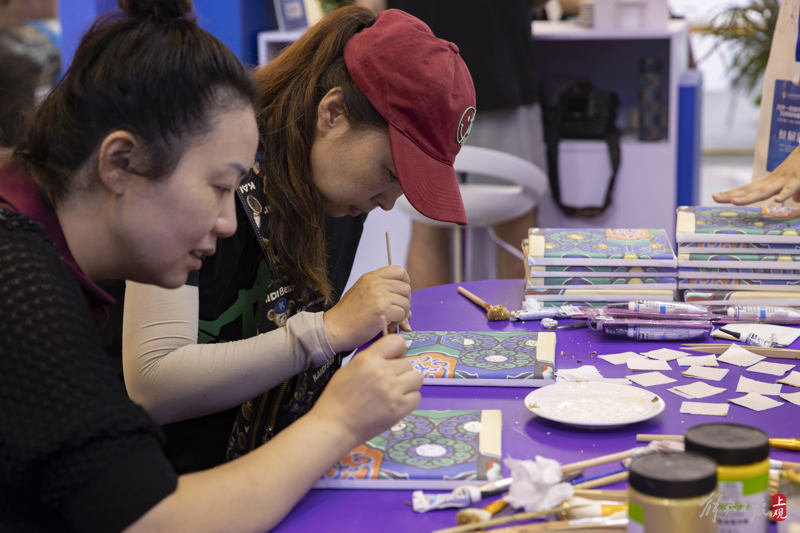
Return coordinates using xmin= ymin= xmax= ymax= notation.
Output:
xmin=0 ymin=1 xmax=421 ymax=531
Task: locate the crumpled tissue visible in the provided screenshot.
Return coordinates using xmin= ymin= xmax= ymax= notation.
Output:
xmin=504 ymin=456 xmax=574 ymax=512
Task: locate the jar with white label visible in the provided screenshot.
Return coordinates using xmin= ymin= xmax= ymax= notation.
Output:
xmin=628 ymin=451 xmax=718 ymax=533
xmin=685 ymin=423 xmax=771 ymax=533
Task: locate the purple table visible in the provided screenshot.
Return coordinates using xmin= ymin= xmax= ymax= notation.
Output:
xmin=274 ymin=279 xmax=798 ymax=532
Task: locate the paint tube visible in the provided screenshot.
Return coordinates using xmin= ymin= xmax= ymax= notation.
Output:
xmin=410 ymin=477 xmax=513 ymax=513
xmin=726 ymin=305 xmax=800 ymax=323
xmin=509 ymin=305 xmax=584 ymax=321
xmin=719 ymin=327 xmax=777 ymax=348
xmin=600 ymin=326 xmax=709 ymax=341
xmin=595 ymin=317 xmax=711 ymax=341
xmin=411 ymin=486 xmax=479 ymax=513
xmin=624 ymin=300 xmax=711 ymax=316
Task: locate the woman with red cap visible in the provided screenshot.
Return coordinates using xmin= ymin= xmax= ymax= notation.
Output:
xmin=122 ymin=5 xmax=476 ymax=474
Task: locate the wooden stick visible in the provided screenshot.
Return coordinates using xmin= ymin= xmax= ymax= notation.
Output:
xmin=488 ymin=517 xmax=627 ymax=533
xmin=571 ymin=471 xmax=628 ymax=490
xmin=571 ymin=489 xmax=627 ymax=502
xmin=636 ymin=433 xmax=800 ymax=453
xmin=679 ymin=343 xmax=800 ymax=359
xmin=561 ymin=449 xmax=637 ymax=476
xmin=381 ymin=315 xmax=388 ymax=337
xmin=458 ymin=286 xmax=491 ymax=311
xmin=432 ymin=504 xmax=588 ymax=533
xmin=385 ymin=230 xmax=392 ymax=265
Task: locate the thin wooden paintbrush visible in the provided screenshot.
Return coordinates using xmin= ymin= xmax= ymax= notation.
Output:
xmin=636 ymin=433 xmax=800 ymax=454
xmin=457 ymin=286 xmax=510 ymax=321
xmin=679 ymin=343 xmax=800 ymax=359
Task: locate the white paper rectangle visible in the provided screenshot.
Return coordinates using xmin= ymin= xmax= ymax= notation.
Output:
xmin=717 ymin=345 xmax=765 ymax=367
xmin=778 ymin=370 xmax=800 ymax=388
xmin=598 ymin=351 xmax=641 ymax=365
xmin=729 ymin=393 xmax=784 ymax=411
xmin=677 ymin=355 xmax=718 ymax=367
xmin=747 ymin=361 xmax=795 ymax=377
xmin=680 ymin=401 xmax=730 ymax=416
xmin=641 ymin=348 xmax=690 ymax=361
xmin=736 ymin=376 xmax=782 ymax=396
xmin=780 ymin=390 xmax=800 ymax=406
xmin=626 ymin=371 xmax=677 ymax=387
xmin=627 ymin=358 xmax=672 ymax=371
xmin=682 ymin=366 xmax=729 ymax=382
xmin=669 ymin=381 xmax=726 ymax=399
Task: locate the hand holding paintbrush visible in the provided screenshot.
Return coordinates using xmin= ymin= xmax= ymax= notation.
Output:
xmin=458 ymin=286 xmax=510 ymax=321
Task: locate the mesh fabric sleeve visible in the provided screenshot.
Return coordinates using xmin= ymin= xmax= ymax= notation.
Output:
xmin=122 ymin=281 xmax=337 ymax=424
xmin=0 ymin=211 xmax=177 ymax=532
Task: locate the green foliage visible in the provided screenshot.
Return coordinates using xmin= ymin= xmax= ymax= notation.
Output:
xmin=696 ymin=0 xmax=779 ymax=105
xmin=318 ymin=0 xmax=354 ymax=13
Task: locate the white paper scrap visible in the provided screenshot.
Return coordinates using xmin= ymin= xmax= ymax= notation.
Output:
xmin=682 ymin=366 xmax=729 ymax=382
xmin=598 ymin=351 xmax=641 ymax=365
xmin=736 ymin=376 xmax=782 ymax=396
xmin=716 ymin=344 xmax=765 ymax=367
xmin=669 ymin=381 xmax=726 ymax=399
xmin=626 ymin=371 xmax=677 ymax=387
xmin=729 ymin=393 xmax=784 ymax=411
xmin=557 ymin=365 xmax=605 ymax=382
xmin=778 ymin=370 xmax=800 ymax=388
xmin=677 ymin=355 xmax=718 ymax=367
xmin=641 ymin=348 xmax=689 ymax=361
xmin=627 ymin=358 xmax=671 ymax=371
xmin=680 ymin=401 xmax=730 ymax=416
xmin=747 ymin=361 xmax=795 ymax=377
xmin=779 ymin=391 xmax=800 ymax=406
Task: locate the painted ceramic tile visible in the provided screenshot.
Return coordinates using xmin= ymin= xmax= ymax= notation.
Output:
xmin=676 ymin=206 xmax=800 ymax=243
xmin=528 ymin=265 xmax=678 ymax=277
xmin=401 ymin=331 xmax=555 ymax=387
xmin=683 ymin=290 xmax=800 ymax=306
xmin=678 ymin=252 xmax=800 ymax=262
xmin=678 ymin=278 xmax=800 ymax=290
xmin=677 ymin=257 xmax=800 ymax=271
xmin=525 ymin=275 xmax=677 ymax=290
xmin=678 ymin=242 xmax=800 ymax=254
xmin=524 ymin=287 xmax=676 ymax=302
xmin=525 ymin=228 xmax=676 ymax=267
xmin=316 ymin=409 xmax=502 ymax=489
xmin=679 ymin=267 xmax=800 ymax=280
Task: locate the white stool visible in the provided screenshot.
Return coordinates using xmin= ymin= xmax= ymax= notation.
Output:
xmin=396 ymin=145 xmax=548 ymax=282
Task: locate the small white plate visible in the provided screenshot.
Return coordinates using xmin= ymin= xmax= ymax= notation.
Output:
xmin=524 ymin=381 xmax=665 ymax=429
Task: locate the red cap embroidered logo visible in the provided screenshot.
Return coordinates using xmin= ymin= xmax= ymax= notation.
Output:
xmin=458 ymin=106 xmax=476 ymax=146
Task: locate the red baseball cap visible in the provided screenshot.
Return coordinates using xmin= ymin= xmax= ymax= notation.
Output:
xmin=344 ymin=9 xmax=475 ymax=226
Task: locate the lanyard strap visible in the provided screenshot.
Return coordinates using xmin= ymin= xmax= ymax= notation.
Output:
xmin=794 ymin=4 xmax=800 ymax=84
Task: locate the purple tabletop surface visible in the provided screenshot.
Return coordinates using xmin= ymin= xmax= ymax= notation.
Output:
xmin=273 ymin=279 xmax=798 ymax=532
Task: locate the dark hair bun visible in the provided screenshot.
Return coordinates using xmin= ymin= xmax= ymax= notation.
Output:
xmin=117 ymin=0 xmax=194 ymax=22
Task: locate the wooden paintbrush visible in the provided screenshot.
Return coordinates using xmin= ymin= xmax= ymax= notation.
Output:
xmin=457 ymin=286 xmax=510 ymax=321
xmin=679 ymin=343 xmax=800 ymax=359
xmin=636 ymin=433 xmax=800 ymax=454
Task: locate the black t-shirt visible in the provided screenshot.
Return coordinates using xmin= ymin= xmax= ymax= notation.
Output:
xmin=389 ymin=0 xmax=539 ymax=111
xmin=163 ymin=168 xmax=366 ymax=473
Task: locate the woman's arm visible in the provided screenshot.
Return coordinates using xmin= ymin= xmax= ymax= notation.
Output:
xmin=125 ymin=334 xmax=422 ymax=533
xmin=122 ymin=281 xmax=336 ymax=424
xmin=123 ymin=264 xmax=411 ymax=424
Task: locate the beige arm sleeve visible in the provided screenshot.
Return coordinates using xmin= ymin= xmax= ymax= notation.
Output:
xmin=122 ymin=281 xmax=336 ymax=425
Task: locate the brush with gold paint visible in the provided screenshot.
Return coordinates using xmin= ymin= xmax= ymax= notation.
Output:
xmin=457 ymin=286 xmax=510 ymax=321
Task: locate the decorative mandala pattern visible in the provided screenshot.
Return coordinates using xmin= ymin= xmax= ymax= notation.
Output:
xmin=400 ymin=331 xmax=551 ymax=381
